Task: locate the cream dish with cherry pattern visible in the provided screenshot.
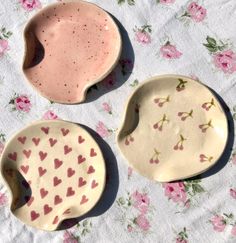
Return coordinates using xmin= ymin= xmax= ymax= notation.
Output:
xmin=117 ymin=75 xmax=228 ymax=182
xmin=0 ymin=120 xmax=105 ymax=231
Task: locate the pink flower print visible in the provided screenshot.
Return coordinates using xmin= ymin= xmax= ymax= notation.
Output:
xmin=0 ymin=192 xmax=7 ymax=205
xmin=210 ymin=215 xmax=226 ymax=232
xmin=230 ymin=188 xmax=236 ymax=199
xmin=102 ymin=72 xmax=116 ymax=89
xmin=153 ymin=114 xmax=169 ymax=131
xmin=96 ymin=121 xmax=110 ymax=138
xmin=160 ymin=42 xmax=182 ymax=59
xmin=131 ymin=190 xmax=150 ymax=214
xmin=202 ymin=98 xmax=215 ymax=111
xmin=187 ymin=2 xmax=207 ymax=22
xmin=119 ymin=58 xmax=133 ymax=75
xmin=19 ymin=0 xmax=41 ymax=11
xmin=63 ymin=231 xmax=78 ymax=243
xmin=231 ymin=225 xmax=236 ymax=236
xmin=102 ymin=102 xmax=112 ymax=114
xmin=163 ymin=182 xmax=187 ymax=203
xmin=42 ymin=110 xmax=58 ymax=120
xmin=213 ymin=50 xmax=236 ymax=74
xmin=135 ymin=31 xmax=151 ymax=44
xmin=15 ymin=95 xmax=32 ymax=113
xmin=128 ymin=167 xmax=133 ymax=179
xmin=0 ymin=142 xmax=4 ymax=155
xmin=159 ymin=0 xmax=175 ymax=3
xmin=0 ymin=39 xmax=9 ymax=57
xmin=149 ymin=149 xmax=160 ymax=164
xmin=173 ymin=134 xmax=187 ymax=151
xmin=135 ymin=214 xmax=150 ymax=231
xmin=127 ymin=225 xmax=133 ymax=232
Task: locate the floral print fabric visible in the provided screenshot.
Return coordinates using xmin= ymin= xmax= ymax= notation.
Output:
xmin=0 ymin=0 xmax=236 ymax=242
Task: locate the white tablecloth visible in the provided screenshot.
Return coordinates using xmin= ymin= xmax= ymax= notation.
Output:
xmin=0 ymin=0 xmax=236 ymax=242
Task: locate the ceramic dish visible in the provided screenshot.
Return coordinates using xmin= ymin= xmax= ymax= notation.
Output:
xmin=117 ymin=75 xmax=228 ymax=182
xmin=23 ymin=0 xmax=121 ymax=104
xmin=0 ymin=120 xmax=106 ymax=231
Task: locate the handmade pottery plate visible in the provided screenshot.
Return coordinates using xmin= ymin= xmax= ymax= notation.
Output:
xmin=0 ymin=120 xmax=105 ymax=231
xmin=23 ymin=0 xmax=121 ymax=104
xmin=117 ymin=75 xmax=228 ymax=182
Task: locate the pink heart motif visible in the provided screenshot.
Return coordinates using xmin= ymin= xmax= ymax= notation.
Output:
xmin=49 ymin=138 xmax=57 ymax=147
xmin=77 ymin=155 xmax=86 ymax=164
xmin=53 ymin=176 xmax=62 ymax=186
xmin=17 ymin=136 xmax=26 ymax=144
xmin=64 ymin=145 xmax=72 ymax=155
xmin=54 ymin=159 xmax=63 ymax=169
xmin=91 ymin=179 xmax=98 ymax=189
xmin=63 ymin=209 xmax=71 ymax=215
xmin=66 ymin=187 xmax=75 ymax=197
xmin=32 ymin=137 xmax=40 ymax=146
xmin=41 ymin=127 xmax=49 ymax=134
xmin=52 ymin=216 xmax=59 ymax=225
xmin=39 ymin=151 xmax=47 ymax=161
xmin=90 ymin=148 xmax=97 ymax=157
xmin=20 ymin=165 xmax=29 ymax=174
xmin=44 ymin=204 xmax=52 ymax=215
xmin=54 ymin=195 xmax=63 ymax=205
xmin=61 ymin=128 xmax=70 ymax=136
xmin=23 ymin=149 xmax=31 ymax=159
xmin=40 ymin=188 xmax=48 ymax=199
xmin=78 ymin=135 xmax=85 ymax=144
xmin=67 ymin=168 xmax=75 ymax=177
xmin=80 ymin=195 xmax=89 ymax=205
xmin=25 ymin=196 xmax=34 ymax=206
xmin=8 ymin=152 xmax=17 ymax=161
xmin=31 ymin=210 xmax=40 ymax=221
xmin=78 ymin=177 xmax=87 ymax=187
xmin=87 ymin=165 xmax=95 ymax=174
xmin=38 ymin=167 xmax=47 ymax=177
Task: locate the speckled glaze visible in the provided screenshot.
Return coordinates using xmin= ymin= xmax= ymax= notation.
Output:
xmin=0 ymin=120 xmax=106 ymax=231
xmin=117 ymin=75 xmax=228 ymax=182
xmin=23 ymin=0 xmax=121 ymax=104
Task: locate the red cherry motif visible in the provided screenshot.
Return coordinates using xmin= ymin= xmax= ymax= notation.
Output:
xmin=41 ymin=127 xmax=49 ymax=134
xmin=38 ymin=167 xmax=47 ymax=177
xmin=20 ymin=165 xmax=29 ymax=174
xmin=61 ymin=128 xmax=69 ymax=136
xmin=32 ymin=137 xmax=40 ymax=146
xmin=39 ymin=151 xmax=47 ymax=161
xmin=49 ymin=138 xmax=57 ymax=147
xmin=18 ymin=136 xmax=26 ymax=144
xmin=30 ymin=210 xmax=40 ymax=221
xmin=8 ymin=152 xmax=17 ymax=161
xmin=23 ymin=149 xmax=31 ymax=158
xmin=53 ymin=176 xmax=62 ymax=186
xmin=54 ymin=195 xmax=63 ymax=205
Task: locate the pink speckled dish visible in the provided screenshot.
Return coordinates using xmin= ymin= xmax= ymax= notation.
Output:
xmin=23 ymin=0 xmax=122 ymax=104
